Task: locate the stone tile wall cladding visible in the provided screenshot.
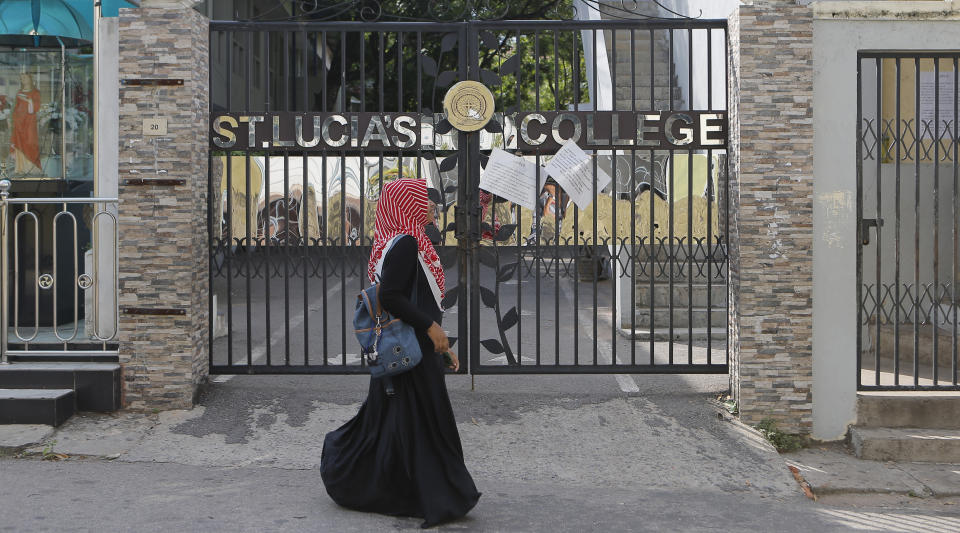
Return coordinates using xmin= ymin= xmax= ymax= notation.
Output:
xmin=117 ymin=6 xmax=210 ymax=410
xmin=727 ymin=1 xmax=814 ymax=434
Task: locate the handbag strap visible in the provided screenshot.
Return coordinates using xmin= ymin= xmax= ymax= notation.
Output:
xmin=373 ymin=235 xmax=420 ymax=318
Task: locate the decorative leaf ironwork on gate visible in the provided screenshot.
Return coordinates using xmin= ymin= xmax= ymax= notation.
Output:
xmin=477 ymin=229 xmax=521 ymax=364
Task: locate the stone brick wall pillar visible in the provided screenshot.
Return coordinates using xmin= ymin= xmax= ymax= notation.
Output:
xmin=116 ymin=2 xmax=209 ymax=409
xmin=727 ymin=2 xmax=814 ymax=434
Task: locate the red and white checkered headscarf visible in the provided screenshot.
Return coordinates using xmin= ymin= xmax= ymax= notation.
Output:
xmin=368 ymin=179 xmax=445 ymax=303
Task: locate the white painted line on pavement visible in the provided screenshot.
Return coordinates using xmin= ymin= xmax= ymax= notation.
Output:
xmin=211 ymin=282 xmax=344 ymax=383
xmin=558 ymin=280 xmax=640 ymax=394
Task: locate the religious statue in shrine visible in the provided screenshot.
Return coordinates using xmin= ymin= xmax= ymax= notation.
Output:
xmin=11 ymin=72 xmax=41 ymax=175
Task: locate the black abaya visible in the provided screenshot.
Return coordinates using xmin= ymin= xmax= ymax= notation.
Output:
xmin=320 ymin=236 xmax=481 ymax=528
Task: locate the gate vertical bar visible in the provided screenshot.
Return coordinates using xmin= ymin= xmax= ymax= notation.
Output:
xmin=630 ymin=27 xmax=637 ymax=366
xmin=649 ymin=27 xmax=656 ymax=366
xmin=264 ymin=151 xmax=272 ymax=366
xmin=668 ymin=27 xmax=675 ymax=365
xmin=302 ymin=148 xmax=309 ymax=366
xmin=687 ymin=27 xmax=694 ymax=363
xmin=934 ymin=57 xmax=941 ymax=385
xmin=245 ymin=30 xmax=253 ymax=368
xmin=723 ymin=24 xmax=730 ymax=367
xmin=875 ymin=56 xmax=882 ymax=386
xmin=954 ymin=57 xmax=959 ymax=386
xmin=208 ymin=26 xmax=215 ymax=372
xmin=340 ymin=30 xmax=347 ymax=366
xmin=0 ymin=181 xmax=7 ymax=365
xmin=535 ymin=29 xmax=542 ymax=367
xmin=706 ymin=27 xmax=713 ymax=363
xmin=913 ymin=56 xmax=920 ymax=388
xmin=610 ymin=27 xmax=618 ymax=366
xmin=517 ymin=27 xmax=526 ymax=367
xmin=856 ymin=55 xmax=863 ymax=389
xmin=465 ymin=23 xmax=479 ymax=375
xmin=571 ymin=27 xmax=579 ymax=366
xmin=591 ymin=28 xmax=597 ymax=367
xmin=555 ymin=28 xmax=562 ymax=367
xmin=894 ymin=57 xmax=901 ymax=385
xmin=320 ymin=29 xmax=329 ymax=366
xmin=283 ymin=30 xmax=291 ymax=367
xmin=226 ymin=28 xmax=234 ymax=367
xmin=301 ymin=29 xmax=310 ymax=367
xmin=208 ymin=151 xmax=214 ymax=370
xmin=264 ymin=31 xmax=273 ymax=367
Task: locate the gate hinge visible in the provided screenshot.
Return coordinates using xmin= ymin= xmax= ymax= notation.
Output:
xmin=453 ymin=205 xmax=465 ymax=239
xmin=454 ymin=204 xmax=483 ymax=241
xmin=861 ymin=218 xmax=884 ymax=246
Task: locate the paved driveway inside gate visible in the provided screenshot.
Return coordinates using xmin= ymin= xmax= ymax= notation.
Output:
xmin=210 ymin=250 xmax=728 ymax=372
xmin=7 ymin=371 xmax=952 ymax=531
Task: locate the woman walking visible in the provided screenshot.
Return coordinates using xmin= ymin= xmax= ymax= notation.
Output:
xmin=320 ymin=178 xmax=481 ymax=528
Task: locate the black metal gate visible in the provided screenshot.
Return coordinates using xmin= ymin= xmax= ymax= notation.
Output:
xmin=858 ymin=52 xmax=960 ymax=390
xmin=207 ymin=17 xmax=730 ymax=375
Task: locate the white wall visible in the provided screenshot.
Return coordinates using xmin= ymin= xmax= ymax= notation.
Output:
xmin=860 ymin=163 xmax=958 ymax=296
xmin=577 ymin=0 xmax=614 ymax=111
xmin=813 ymin=18 xmax=960 ymax=440
xmin=95 ymin=15 xmax=119 ymax=339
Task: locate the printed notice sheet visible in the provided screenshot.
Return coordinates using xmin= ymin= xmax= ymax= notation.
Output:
xmin=479 ymin=148 xmax=539 ymax=210
xmin=919 ymin=71 xmax=958 ymax=138
xmin=544 ymin=140 xmax=612 ymax=210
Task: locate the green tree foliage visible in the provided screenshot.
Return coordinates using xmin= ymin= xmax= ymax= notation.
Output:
xmin=312 ymin=0 xmax=589 ymax=114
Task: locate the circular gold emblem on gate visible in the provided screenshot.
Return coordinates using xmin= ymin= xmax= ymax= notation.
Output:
xmin=38 ymin=274 xmax=54 ymax=290
xmin=443 ymin=81 xmax=495 ymax=132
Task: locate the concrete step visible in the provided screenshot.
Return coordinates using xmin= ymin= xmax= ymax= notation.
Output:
xmin=0 ymin=389 xmax=75 ymax=426
xmin=633 ymin=307 xmax=726 ymax=328
xmin=616 ymin=86 xmax=678 ymax=101
xmin=612 ymin=49 xmax=673 ymax=62
xmin=0 ymin=362 xmax=122 ymax=412
xmin=849 ymin=426 xmax=960 ymax=463
xmin=617 ymin=99 xmax=676 ymax=112
xmin=614 ymin=74 xmax=674 ymax=87
xmin=857 ymin=391 xmax=960 ymax=429
xmin=8 ymin=352 xmax=119 ymax=363
xmin=610 ymin=71 xmax=677 ymax=83
xmin=635 ymin=283 xmax=727 ymax=308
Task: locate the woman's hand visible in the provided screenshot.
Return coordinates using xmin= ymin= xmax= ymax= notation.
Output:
xmin=427 ymin=322 xmax=449 ymax=354
xmin=444 ymin=350 xmax=460 ymax=372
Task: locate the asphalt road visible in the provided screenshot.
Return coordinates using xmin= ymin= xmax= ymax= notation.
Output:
xmin=4 ymin=375 xmax=960 ymax=532
xmin=0 ymin=459 xmax=908 ymax=533
xmin=7 ymin=255 xmax=955 ymax=531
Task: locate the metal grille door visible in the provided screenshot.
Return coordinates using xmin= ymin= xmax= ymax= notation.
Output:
xmin=858 ymin=52 xmax=960 ymax=390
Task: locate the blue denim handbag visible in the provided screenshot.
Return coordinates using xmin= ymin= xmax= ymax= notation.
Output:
xmin=353 ymin=246 xmax=422 ymax=395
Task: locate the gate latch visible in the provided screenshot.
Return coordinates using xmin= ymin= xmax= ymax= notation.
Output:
xmin=861 ymin=218 xmax=884 ymax=246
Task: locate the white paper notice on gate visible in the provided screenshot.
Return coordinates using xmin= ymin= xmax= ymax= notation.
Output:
xmin=545 ymin=140 xmax=612 ymax=210
xmin=479 ymin=148 xmax=539 ymax=210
